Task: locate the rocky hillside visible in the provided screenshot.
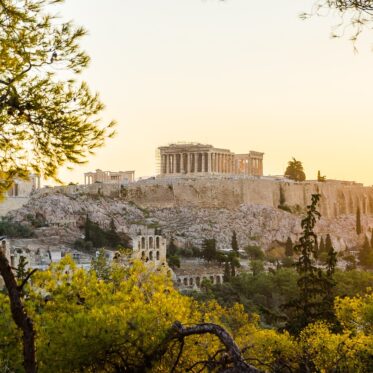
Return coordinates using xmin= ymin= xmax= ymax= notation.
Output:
xmin=6 ymin=182 xmax=373 ymax=252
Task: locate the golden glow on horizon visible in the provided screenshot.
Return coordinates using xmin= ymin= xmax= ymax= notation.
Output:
xmin=54 ymin=0 xmax=373 ymax=186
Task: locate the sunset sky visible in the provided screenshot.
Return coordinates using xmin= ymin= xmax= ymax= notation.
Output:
xmin=56 ymin=0 xmax=373 ymax=185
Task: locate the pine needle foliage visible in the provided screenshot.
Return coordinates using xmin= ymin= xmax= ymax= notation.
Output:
xmin=0 ymin=0 xmax=116 ymax=195
xmin=285 ymin=194 xmax=337 ymax=334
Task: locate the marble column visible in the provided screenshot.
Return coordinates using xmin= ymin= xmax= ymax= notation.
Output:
xmin=180 ymin=153 xmax=184 ymax=174
xmin=194 ymin=153 xmax=198 ymax=173
xmin=201 ymin=153 xmax=205 ymax=173
xmin=165 ymin=154 xmax=170 ymax=174
xmin=208 ymin=152 xmax=212 ymax=173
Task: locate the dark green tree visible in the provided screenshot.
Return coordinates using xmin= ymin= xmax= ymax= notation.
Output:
xmin=284 ymin=194 xmax=336 ymax=334
xmin=285 ymin=237 xmax=293 ymax=257
xmin=223 ymin=261 xmax=231 ymax=282
xmin=84 ymin=215 xmax=91 ymax=242
xmin=201 ymin=239 xmax=217 ymax=263
xmin=358 ymin=237 xmax=373 ymax=269
xmin=228 ymin=251 xmax=240 ymax=277
xmin=321 ymin=239 xmax=338 ymax=325
xmin=0 ymin=0 xmax=115 ymax=196
xmin=356 ymin=206 xmax=362 ymax=235
xmin=245 ymin=245 xmax=265 ymax=260
xmin=231 ymin=231 xmax=239 ymax=253
xmin=166 ymin=237 xmax=180 ymax=268
xmin=16 ymin=256 xmax=28 ymax=282
xmin=317 ymin=170 xmax=326 ymax=182
xmin=284 ymin=158 xmax=306 ymax=182
xmin=319 ymin=236 xmax=325 ymax=254
xmin=325 ymin=234 xmax=333 ymax=253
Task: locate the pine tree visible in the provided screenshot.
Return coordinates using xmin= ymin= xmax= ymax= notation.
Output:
xmin=358 ymin=238 xmax=373 ymax=269
xmin=322 ymin=239 xmax=337 ymax=324
xmin=319 ymin=236 xmax=325 ymax=253
xmin=223 ymin=261 xmax=231 ymax=282
xmin=356 ymin=207 xmax=362 ymax=235
xmin=84 ymin=215 xmax=91 ymax=242
xmin=284 ymin=158 xmax=306 ymax=181
xmin=285 ymin=237 xmax=293 ymax=257
xmin=201 ymin=239 xmax=217 ymax=263
xmin=231 ymin=231 xmax=239 ymax=253
xmin=16 ymin=256 xmax=28 ymax=282
xmin=325 ymin=234 xmax=333 ymax=253
xmin=284 ymin=194 xmax=337 ymax=334
xmin=0 ymin=0 xmax=115 ymax=197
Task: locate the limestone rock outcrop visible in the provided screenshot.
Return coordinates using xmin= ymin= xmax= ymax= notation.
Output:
xmin=6 ymin=178 xmax=373 ymax=252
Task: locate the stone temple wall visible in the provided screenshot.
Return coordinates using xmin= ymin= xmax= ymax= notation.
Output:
xmin=35 ymin=178 xmax=373 ymax=219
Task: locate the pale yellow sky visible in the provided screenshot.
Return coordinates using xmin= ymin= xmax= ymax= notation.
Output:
xmin=54 ymin=0 xmax=373 ymax=185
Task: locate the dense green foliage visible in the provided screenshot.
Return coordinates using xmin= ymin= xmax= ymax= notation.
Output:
xmin=0 ymin=217 xmax=34 ymax=238
xmin=75 ymin=216 xmax=130 ymax=251
xmin=284 ymin=158 xmax=306 ymax=182
xmin=1 ymin=257 xmax=373 ymax=372
xmin=0 ymin=0 xmax=115 ymax=195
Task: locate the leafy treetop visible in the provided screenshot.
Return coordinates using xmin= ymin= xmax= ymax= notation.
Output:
xmin=0 ymin=0 xmax=115 ymax=195
xmin=284 ymin=158 xmax=306 ymax=182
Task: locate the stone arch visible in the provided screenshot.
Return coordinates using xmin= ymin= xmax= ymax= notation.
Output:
xmin=189 ymin=278 xmax=194 ymax=286
xmin=141 ymin=237 xmax=145 ymax=249
xmin=177 ymin=278 xmax=181 ymax=284
xmin=156 ymin=236 xmax=160 ymax=249
xmin=141 ymin=251 xmax=145 ymax=260
xmin=149 ymin=236 xmax=154 ymax=249
xmin=149 ymin=251 xmax=153 ymax=260
xmin=183 ymin=278 xmax=188 ymax=286
xmin=156 ymin=251 xmax=160 ymax=260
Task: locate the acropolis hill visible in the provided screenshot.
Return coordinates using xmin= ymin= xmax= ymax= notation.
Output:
xmin=37 ymin=177 xmax=373 ymax=219
xmin=5 ymin=176 xmax=373 ymax=255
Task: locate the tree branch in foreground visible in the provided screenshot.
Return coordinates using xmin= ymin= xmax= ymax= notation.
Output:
xmin=0 ymin=249 xmax=36 ymax=373
xmin=171 ymin=321 xmax=261 ymax=372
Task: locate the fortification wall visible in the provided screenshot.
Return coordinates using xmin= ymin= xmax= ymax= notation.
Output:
xmin=35 ymin=178 xmax=373 ymax=219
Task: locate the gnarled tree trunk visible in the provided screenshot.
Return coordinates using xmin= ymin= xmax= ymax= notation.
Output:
xmin=0 ymin=245 xmax=36 ymax=373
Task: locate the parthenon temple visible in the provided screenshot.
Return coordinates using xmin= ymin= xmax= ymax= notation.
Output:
xmin=158 ymin=143 xmax=264 ymax=177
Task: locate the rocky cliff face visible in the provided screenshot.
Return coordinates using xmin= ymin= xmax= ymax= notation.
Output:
xmin=34 ymin=177 xmax=373 ymax=218
xmin=7 ymin=178 xmax=373 ymax=252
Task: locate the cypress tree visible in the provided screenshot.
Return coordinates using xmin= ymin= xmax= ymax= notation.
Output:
xmin=223 ymin=261 xmax=231 ymax=282
xmin=231 ymin=231 xmax=239 ymax=253
xmin=285 ymin=237 xmax=293 ymax=257
xmin=84 ymin=215 xmax=91 ymax=242
xmin=356 ymin=207 xmax=362 ymax=235
xmin=325 ymin=234 xmax=333 ymax=253
xmin=284 ymin=194 xmax=337 ymax=334
xmin=319 ymin=236 xmax=325 ymax=254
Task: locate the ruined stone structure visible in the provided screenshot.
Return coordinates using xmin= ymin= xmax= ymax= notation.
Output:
xmin=174 ymin=262 xmax=225 ymax=290
xmin=158 ymin=143 xmax=263 ymax=177
xmin=84 ymin=169 xmax=135 ymax=185
xmin=131 ymin=231 xmax=167 ymax=264
xmin=6 ymin=174 xmax=41 ymax=197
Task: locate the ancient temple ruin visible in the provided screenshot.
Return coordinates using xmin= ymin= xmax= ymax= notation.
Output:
xmin=84 ymin=169 xmax=135 ymax=185
xmin=157 ymin=143 xmax=263 ymax=177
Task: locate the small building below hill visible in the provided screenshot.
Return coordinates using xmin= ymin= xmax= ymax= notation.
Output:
xmin=173 ymin=260 xmax=225 ymax=290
